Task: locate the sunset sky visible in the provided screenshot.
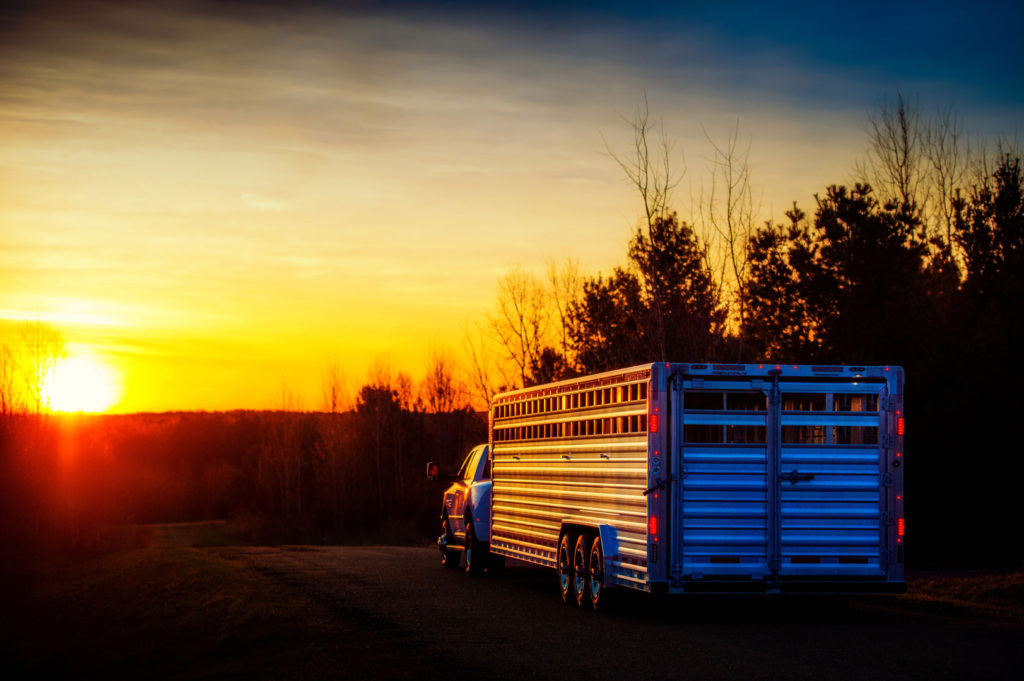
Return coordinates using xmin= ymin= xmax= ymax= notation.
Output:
xmin=2 ymin=0 xmax=1021 ymax=413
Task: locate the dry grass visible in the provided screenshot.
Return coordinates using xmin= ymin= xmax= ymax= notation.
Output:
xmin=898 ymin=570 xmax=1024 ymax=623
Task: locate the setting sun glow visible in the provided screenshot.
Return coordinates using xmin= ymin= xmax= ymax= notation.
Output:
xmin=46 ymin=354 xmax=121 ymax=414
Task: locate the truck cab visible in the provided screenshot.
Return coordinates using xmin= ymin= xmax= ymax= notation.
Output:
xmin=427 ymin=444 xmax=497 ymax=575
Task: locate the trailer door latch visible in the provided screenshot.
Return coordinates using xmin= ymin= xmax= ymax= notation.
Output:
xmin=643 ymin=474 xmax=678 ymax=496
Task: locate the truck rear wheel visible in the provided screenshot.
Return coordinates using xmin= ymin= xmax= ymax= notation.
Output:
xmin=573 ymin=534 xmax=592 ymax=608
xmin=440 ymin=515 xmax=460 ymax=569
xmin=557 ymin=533 xmax=575 ymax=604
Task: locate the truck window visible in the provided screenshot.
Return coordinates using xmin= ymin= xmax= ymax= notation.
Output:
xmin=457 ymin=448 xmax=480 ymax=481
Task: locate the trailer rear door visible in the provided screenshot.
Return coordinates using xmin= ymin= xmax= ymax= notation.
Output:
xmin=670 ymin=368 xmax=898 ymax=586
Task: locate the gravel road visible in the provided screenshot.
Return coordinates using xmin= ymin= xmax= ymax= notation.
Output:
xmin=214 ymin=545 xmax=1024 ymax=680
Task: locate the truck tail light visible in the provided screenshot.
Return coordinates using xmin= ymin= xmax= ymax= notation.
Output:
xmin=897 ymin=517 xmax=905 ymax=537
xmin=897 ymin=417 xmax=905 ymax=436
xmin=648 ymin=515 xmax=658 ymax=537
xmin=649 ymin=413 xmax=658 ymax=433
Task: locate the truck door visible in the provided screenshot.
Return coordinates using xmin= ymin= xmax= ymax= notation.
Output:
xmin=775 ymin=379 xmax=889 ymax=579
xmin=672 ymin=377 xmax=772 ymax=580
xmin=445 ymin=445 xmax=485 ymax=535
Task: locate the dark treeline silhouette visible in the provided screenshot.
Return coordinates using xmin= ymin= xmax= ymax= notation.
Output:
xmin=0 ymin=406 xmax=486 ymax=551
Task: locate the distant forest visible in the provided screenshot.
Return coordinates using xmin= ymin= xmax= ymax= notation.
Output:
xmin=0 ymin=408 xmax=486 ymax=550
xmin=2 ymin=95 xmax=1022 ymax=567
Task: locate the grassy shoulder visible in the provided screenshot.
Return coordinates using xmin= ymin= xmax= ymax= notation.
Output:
xmin=897 ymin=570 xmax=1024 ymax=623
xmin=4 ymin=544 xmax=336 ymax=679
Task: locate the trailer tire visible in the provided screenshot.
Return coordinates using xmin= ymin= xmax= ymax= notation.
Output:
xmin=557 ymin=533 xmax=576 ymax=604
xmin=440 ymin=515 xmax=460 ymax=570
xmin=574 ymin=534 xmax=592 ymax=608
xmin=588 ymin=535 xmax=608 ymax=610
xmin=465 ymin=522 xmax=486 ymax=577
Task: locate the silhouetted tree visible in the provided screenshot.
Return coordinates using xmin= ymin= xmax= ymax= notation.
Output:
xmin=741 ymin=207 xmax=816 ymax=361
xmin=569 ymin=268 xmax=649 ymax=373
xmin=791 ymin=184 xmax=929 ymax=363
xmin=628 ymin=211 xmax=726 ymax=360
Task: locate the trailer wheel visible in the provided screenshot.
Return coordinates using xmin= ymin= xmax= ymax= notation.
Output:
xmin=573 ymin=534 xmax=592 ymax=608
xmin=588 ymin=535 xmax=607 ymax=610
xmin=440 ymin=515 xmax=460 ymax=570
xmin=465 ymin=522 xmax=486 ymax=577
xmin=557 ymin=533 xmax=575 ymax=604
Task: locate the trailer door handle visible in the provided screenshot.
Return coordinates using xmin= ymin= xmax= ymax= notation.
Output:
xmin=779 ymin=470 xmax=815 ymax=484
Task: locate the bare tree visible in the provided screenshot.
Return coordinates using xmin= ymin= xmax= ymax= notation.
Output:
xmin=604 ymin=93 xmax=685 ymax=360
xmin=422 ymin=348 xmax=466 ymax=414
xmin=461 ymin=318 xmax=504 ymax=411
xmin=488 ymin=265 xmax=549 ymax=388
xmin=698 ymin=121 xmax=758 ymax=342
xmin=604 ymin=92 xmax=682 ymax=228
xmin=19 ymin=320 xmax=65 ymax=415
xmin=925 ymin=105 xmax=968 ymax=247
xmin=1 ymin=343 xmax=21 ymax=417
xmin=320 ymin=357 xmax=349 ymax=414
xmin=857 ymin=92 xmax=928 ymax=215
xmin=260 ymin=380 xmax=305 ymax=525
xmin=317 ymin=357 xmax=349 ymax=531
xmin=545 ymin=257 xmax=583 ymax=368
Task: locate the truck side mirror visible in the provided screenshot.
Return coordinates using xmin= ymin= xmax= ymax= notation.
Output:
xmin=426 ymin=461 xmax=439 ymax=481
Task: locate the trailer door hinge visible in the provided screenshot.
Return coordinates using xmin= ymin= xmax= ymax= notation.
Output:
xmin=881 ymin=472 xmax=893 ymax=487
xmin=670 ymin=563 xmax=683 ymax=585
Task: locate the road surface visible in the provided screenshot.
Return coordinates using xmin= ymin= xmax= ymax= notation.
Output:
xmin=214 ymin=545 xmax=1024 ymax=680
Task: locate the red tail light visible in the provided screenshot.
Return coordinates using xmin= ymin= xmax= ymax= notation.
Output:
xmin=897 ymin=517 xmax=905 ymax=536
xmin=648 ymin=515 xmax=658 ymax=536
xmin=897 ymin=417 xmax=905 ymax=436
xmin=649 ymin=413 xmax=658 ymax=433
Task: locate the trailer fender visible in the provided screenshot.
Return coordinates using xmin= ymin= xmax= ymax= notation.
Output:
xmin=596 ymin=525 xmax=619 ymax=588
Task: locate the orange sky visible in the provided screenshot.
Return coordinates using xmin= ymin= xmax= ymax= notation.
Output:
xmin=2 ymin=1 xmax=1019 ymax=412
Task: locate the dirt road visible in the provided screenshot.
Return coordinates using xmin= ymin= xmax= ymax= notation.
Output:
xmin=215 ymin=545 xmax=1024 ymax=680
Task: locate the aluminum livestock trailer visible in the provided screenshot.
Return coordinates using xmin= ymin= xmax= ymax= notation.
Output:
xmin=432 ymin=363 xmax=906 ymax=608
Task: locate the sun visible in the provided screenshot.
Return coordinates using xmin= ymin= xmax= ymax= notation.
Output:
xmin=46 ymin=353 xmax=121 ymax=413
